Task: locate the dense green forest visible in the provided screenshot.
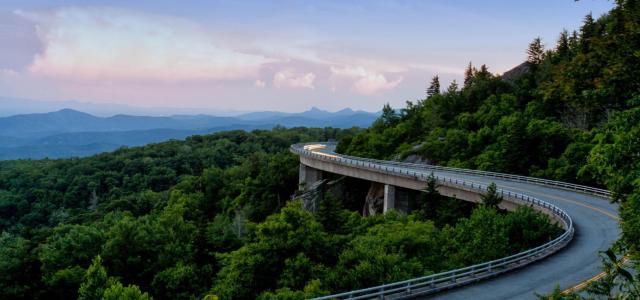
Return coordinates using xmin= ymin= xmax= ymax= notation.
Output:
xmin=338 ymin=0 xmax=640 ymax=297
xmin=2 ymin=0 xmax=640 ymax=299
xmin=0 ymin=127 xmax=561 ymax=299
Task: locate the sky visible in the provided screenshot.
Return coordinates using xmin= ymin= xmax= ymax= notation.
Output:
xmin=0 ymin=0 xmax=615 ymax=114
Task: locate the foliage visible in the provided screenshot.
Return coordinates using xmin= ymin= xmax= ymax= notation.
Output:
xmin=0 ymin=128 xmax=339 ymax=299
xmin=78 ymin=256 xmax=110 ymax=300
xmin=527 ymin=37 xmax=546 ymax=65
xmin=427 ymin=75 xmax=441 ymax=97
xmin=102 ymin=282 xmax=152 ymax=300
xmin=481 ymin=183 xmax=503 ymax=208
xmin=5 ymin=1 xmax=638 ymax=298
xmin=337 ymin=2 xmax=640 ymax=296
xmin=0 ymin=232 xmax=41 ymax=299
xmin=210 ymin=200 xmax=560 ymax=298
xmin=0 ymin=124 xmax=563 ymax=298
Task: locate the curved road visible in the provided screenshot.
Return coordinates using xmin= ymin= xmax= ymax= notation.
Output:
xmin=303 ymin=143 xmax=619 ymax=299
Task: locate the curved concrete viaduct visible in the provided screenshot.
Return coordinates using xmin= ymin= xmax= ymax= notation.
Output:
xmin=291 ymin=142 xmax=619 ymax=299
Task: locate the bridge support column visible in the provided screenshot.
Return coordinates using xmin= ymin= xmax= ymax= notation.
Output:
xmin=383 ymin=184 xmax=396 ymax=213
xmin=299 ymin=164 xmax=323 ymax=190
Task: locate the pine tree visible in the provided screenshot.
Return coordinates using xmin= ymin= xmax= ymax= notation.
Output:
xmin=447 ymin=80 xmax=459 ymax=93
xmin=427 ymin=75 xmax=440 ymax=97
xmin=381 ymin=103 xmax=398 ymax=125
xmin=317 ymin=194 xmax=344 ymax=233
xmin=481 ymin=183 xmax=503 ymax=209
xmin=464 ymin=62 xmax=474 ymax=86
xmin=78 ymin=256 xmax=112 ymax=300
xmin=102 ymin=282 xmax=151 ymax=300
xmin=569 ymin=30 xmax=579 ymax=46
xmin=581 ymin=13 xmax=596 ymax=39
xmin=527 ymin=37 xmax=545 ymax=65
xmin=556 ymin=29 xmax=570 ymax=56
xmin=580 ymin=13 xmax=596 ymax=52
xmin=418 ymin=173 xmax=441 ymax=220
xmin=476 ymin=64 xmax=491 ymax=80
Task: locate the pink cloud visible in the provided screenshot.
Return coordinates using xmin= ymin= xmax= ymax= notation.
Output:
xmin=330 ymin=65 xmax=402 ymax=95
xmin=273 ymin=69 xmax=316 ymax=89
xmin=254 ymin=79 xmax=266 ymax=88
xmin=18 ymin=7 xmax=274 ymax=81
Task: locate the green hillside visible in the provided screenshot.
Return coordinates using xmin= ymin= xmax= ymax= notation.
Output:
xmin=338 ymin=1 xmax=640 ymax=297
xmin=1 ymin=1 xmax=639 ymax=299
xmin=0 ymin=126 xmax=561 ymax=299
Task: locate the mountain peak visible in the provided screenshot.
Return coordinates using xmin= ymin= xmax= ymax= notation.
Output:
xmin=50 ymin=108 xmax=97 ymax=118
xmin=336 ymin=108 xmax=355 ymax=113
xmin=55 ymin=108 xmax=84 ymax=114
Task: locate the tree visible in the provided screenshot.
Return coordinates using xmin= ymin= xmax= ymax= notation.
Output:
xmin=585 ymin=107 xmax=640 ymax=258
xmin=447 ymin=80 xmax=459 ymax=93
xmin=581 ymin=13 xmax=596 ymax=40
xmin=316 ymin=194 xmax=346 ymax=233
xmin=481 ymin=183 xmax=503 ymax=208
xmin=583 ymin=249 xmax=640 ymax=299
xmin=450 ymin=206 xmax=509 ymax=265
xmin=150 ymin=263 xmax=203 ymax=299
xmin=464 ymin=62 xmax=474 ymax=86
xmin=38 ymin=224 xmax=105 ymax=299
xmin=503 ymin=207 xmax=562 ymax=252
xmin=328 ymin=219 xmax=442 ymax=291
xmin=257 ymin=279 xmax=327 ymax=300
xmin=102 ymin=282 xmax=152 ymax=300
xmin=78 ymin=256 xmax=113 ymax=300
xmin=101 ymin=202 xmax=197 ymax=290
xmin=556 ymin=29 xmax=570 ymax=56
xmin=527 ymin=37 xmax=545 ymax=65
xmin=417 ymin=174 xmax=441 ymax=220
xmin=476 ymin=64 xmax=491 ymax=80
xmin=0 ymin=233 xmax=40 ymax=299
xmin=427 ymin=75 xmax=441 ymax=98
xmin=212 ymin=201 xmax=328 ymax=299
xmin=380 ymin=103 xmax=398 ymax=126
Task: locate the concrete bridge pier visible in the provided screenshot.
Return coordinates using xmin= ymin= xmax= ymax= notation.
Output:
xmin=299 ymin=164 xmax=323 ymax=190
xmin=383 ymin=184 xmax=395 ymax=213
xmin=383 ymin=184 xmax=409 ymax=213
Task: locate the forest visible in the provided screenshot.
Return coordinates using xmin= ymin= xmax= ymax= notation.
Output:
xmin=338 ymin=0 xmax=640 ymax=298
xmin=1 ymin=0 xmax=640 ymax=299
xmin=0 ymin=125 xmax=562 ymax=299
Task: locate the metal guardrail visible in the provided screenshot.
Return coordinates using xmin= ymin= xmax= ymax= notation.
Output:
xmin=294 ymin=142 xmax=611 ymax=199
xmin=290 ymin=142 xmax=577 ymax=299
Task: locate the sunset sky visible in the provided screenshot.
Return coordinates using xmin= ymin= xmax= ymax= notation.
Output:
xmin=0 ymin=0 xmax=614 ymax=113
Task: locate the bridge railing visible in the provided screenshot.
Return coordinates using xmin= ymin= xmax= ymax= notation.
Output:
xmin=290 ymin=142 xmax=575 ymax=299
xmin=293 ymin=142 xmax=611 ymax=199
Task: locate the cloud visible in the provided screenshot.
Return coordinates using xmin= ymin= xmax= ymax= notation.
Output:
xmin=330 ymin=66 xmax=402 ymax=94
xmin=254 ymin=79 xmax=266 ymax=88
xmin=273 ymin=69 xmax=315 ymax=89
xmin=17 ymin=7 xmax=273 ymax=81
xmin=0 ymin=68 xmax=19 ymax=78
xmin=409 ymin=63 xmax=463 ymax=75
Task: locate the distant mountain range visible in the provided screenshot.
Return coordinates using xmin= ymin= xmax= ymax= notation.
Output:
xmin=0 ymin=107 xmax=379 ymax=160
xmin=0 ymin=97 xmax=246 ymax=117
